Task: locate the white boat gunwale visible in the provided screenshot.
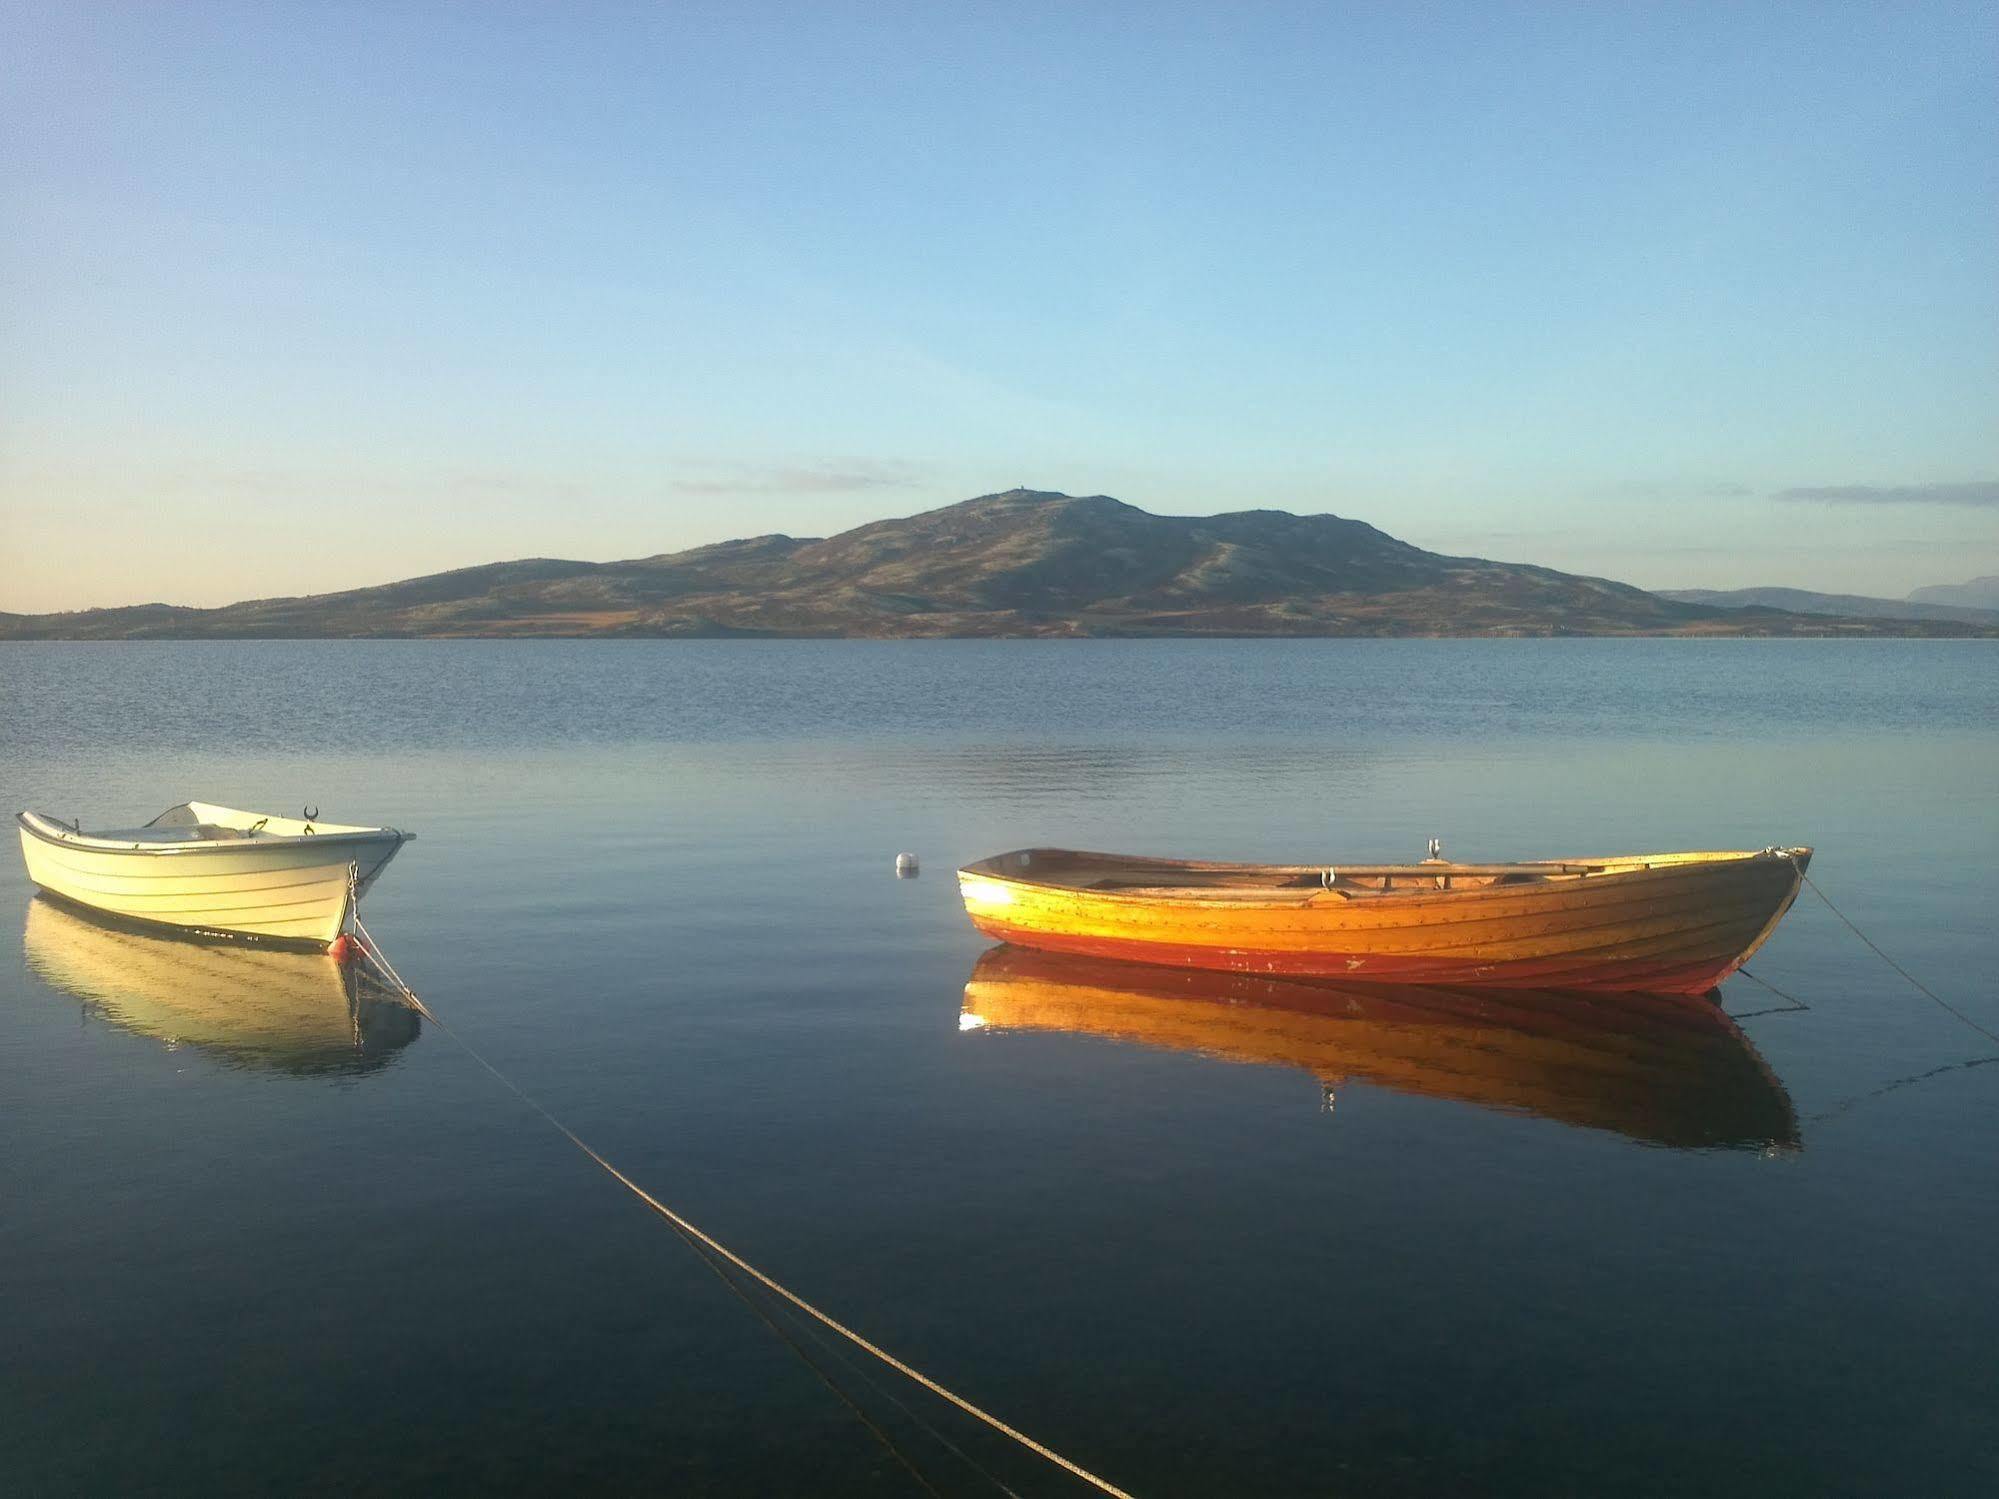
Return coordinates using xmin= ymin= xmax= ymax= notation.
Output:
xmin=17 ymin=809 xmax=414 ymax=856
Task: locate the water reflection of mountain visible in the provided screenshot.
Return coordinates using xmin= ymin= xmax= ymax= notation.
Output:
xmin=962 ymin=945 xmax=1798 ymax=1151
xmin=24 ymin=897 xmax=420 ymax=1076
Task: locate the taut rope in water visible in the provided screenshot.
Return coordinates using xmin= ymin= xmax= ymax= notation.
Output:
xmin=670 ymin=1215 xmax=962 ymax=1498
xmin=1807 ymin=1056 xmax=1999 ymax=1126
xmin=1730 ymin=966 xmax=1811 ymax=1019
xmin=1780 ymin=856 xmax=1999 ymax=1049
xmin=1733 ymin=860 xmax=1999 ymax=1125
xmin=348 ymin=918 xmax=1136 ymax=1499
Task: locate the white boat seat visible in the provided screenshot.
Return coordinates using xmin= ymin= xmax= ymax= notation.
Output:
xmin=90 ymin=823 xmax=257 ymax=843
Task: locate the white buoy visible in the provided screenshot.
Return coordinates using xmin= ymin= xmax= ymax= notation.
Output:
xmin=894 ymin=852 xmax=920 ymax=878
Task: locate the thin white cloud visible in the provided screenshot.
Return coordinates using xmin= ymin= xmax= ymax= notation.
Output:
xmin=1774 ymin=481 xmax=1999 ymax=508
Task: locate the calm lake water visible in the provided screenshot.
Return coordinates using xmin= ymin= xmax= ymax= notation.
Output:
xmin=2 ymin=640 xmax=1995 ymax=1497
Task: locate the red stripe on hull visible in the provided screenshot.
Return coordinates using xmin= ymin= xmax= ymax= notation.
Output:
xmin=968 ymin=918 xmax=1743 ymax=996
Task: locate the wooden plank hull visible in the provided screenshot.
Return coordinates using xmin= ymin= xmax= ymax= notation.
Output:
xmin=959 ymin=846 xmax=1810 ymax=996
xmin=17 ymin=816 xmax=407 ymax=947
xmin=962 ymin=945 xmax=1798 ymax=1150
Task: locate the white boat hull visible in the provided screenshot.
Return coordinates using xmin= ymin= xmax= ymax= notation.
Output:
xmin=17 ymin=804 xmax=410 ymax=948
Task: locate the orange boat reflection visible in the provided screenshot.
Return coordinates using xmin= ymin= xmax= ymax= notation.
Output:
xmin=24 ymin=895 xmax=420 ymax=1076
xmin=962 ymin=944 xmax=1798 ymax=1150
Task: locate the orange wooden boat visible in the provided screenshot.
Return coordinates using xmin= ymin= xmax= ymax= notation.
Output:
xmin=962 ymin=946 xmax=1799 ymax=1150
xmin=957 ymin=844 xmax=1811 ymax=996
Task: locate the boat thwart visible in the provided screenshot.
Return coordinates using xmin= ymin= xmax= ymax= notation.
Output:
xmin=957 ymin=845 xmax=1811 ymax=996
xmin=16 ymin=801 xmax=412 ymax=950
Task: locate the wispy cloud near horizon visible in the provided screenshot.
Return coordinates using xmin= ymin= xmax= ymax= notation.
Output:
xmin=1773 ymin=481 xmax=1999 ymax=508
xmin=668 ymin=460 xmax=926 ymax=497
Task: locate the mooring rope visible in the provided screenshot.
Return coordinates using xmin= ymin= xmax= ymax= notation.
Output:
xmin=743 ymin=1255 xmax=1028 ymax=1497
xmin=1807 ymin=1055 xmax=1999 ymax=1126
xmin=674 ymin=1219 xmax=957 ymax=1499
xmin=349 ymin=918 xmax=1135 ymax=1499
xmin=743 ymin=1259 xmax=1025 ymax=1498
xmin=1779 ymin=857 xmax=1999 ymax=1049
xmin=1729 ymin=966 xmax=1811 ymax=1019
xmin=1727 ymin=868 xmax=1999 ymax=1130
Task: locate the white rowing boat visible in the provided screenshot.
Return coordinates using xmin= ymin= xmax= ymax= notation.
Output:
xmin=16 ymin=801 xmax=413 ymax=949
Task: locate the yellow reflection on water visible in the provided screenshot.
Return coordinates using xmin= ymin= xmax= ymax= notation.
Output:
xmin=24 ymin=897 xmax=420 ymax=1076
xmin=963 ymin=945 xmax=1798 ymax=1151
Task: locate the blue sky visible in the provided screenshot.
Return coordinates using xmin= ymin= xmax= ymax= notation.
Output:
xmin=3 ymin=1 xmax=1995 ymax=611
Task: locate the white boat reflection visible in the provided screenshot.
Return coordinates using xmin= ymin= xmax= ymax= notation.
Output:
xmin=962 ymin=945 xmax=1799 ymax=1151
xmin=24 ymin=896 xmax=420 ymax=1075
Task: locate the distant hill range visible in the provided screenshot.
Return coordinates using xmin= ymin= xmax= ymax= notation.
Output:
xmin=1907 ymin=575 xmax=1999 ymax=611
xmin=1656 ymin=586 xmax=1999 ymax=627
xmin=6 ymin=490 xmax=1995 ymax=639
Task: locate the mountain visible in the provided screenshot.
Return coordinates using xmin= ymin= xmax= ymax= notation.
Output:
xmin=5 ymin=490 xmax=1994 ymax=639
xmin=1908 ymin=575 xmax=1999 ymax=611
xmin=1656 ymin=586 xmax=1999 ymax=626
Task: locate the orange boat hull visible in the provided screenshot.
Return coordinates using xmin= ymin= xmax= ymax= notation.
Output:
xmin=959 ymin=847 xmax=1810 ymax=997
